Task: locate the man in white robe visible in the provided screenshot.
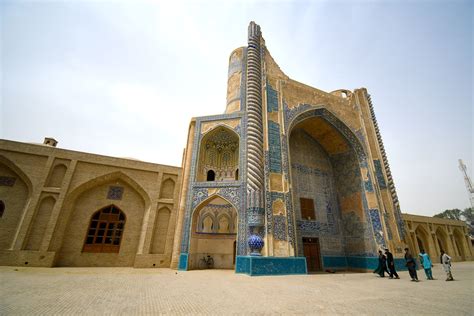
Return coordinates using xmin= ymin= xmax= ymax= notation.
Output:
xmin=440 ymin=250 xmax=454 ymax=281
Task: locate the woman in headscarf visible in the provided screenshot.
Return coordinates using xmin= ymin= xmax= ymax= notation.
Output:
xmin=374 ymin=250 xmax=388 ymax=277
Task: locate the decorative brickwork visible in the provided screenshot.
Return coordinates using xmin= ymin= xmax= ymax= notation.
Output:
xmin=373 ymin=160 xmax=387 ymax=189
xmin=0 ymin=176 xmax=16 ymax=187
xmin=107 ymin=186 xmax=124 ymax=200
xmin=369 ymin=208 xmax=386 ymax=247
xmin=266 ymin=83 xmax=279 ymax=113
xmin=268 ymin=121 xmax=282 ymax=173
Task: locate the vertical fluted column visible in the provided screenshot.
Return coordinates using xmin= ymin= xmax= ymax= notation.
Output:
xmin=245 ymin=22 xmax=265 ymax=254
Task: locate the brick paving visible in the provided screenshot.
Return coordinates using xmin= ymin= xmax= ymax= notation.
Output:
xmin=0 ymin=262 xmax=473 ymax=315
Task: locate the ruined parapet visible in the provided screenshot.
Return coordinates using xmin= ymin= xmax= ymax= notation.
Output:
xmin=366 ymin=93 xmax=405 ymax=238
xmin=226 ymin=47 xmax=245 ymax=114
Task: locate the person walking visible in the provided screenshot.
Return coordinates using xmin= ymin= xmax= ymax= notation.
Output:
xmin=385 ymin=248 xmax=400 ymax=279
xmin=440 ymin=250 xmax=454 ymax=281
xmin=404 ymin=248 xmax=418 ymax=282
xmin=418 ymin=249 xmax=434 ymax=280
xmin=374 ymin=250 xmax=388 ymax=277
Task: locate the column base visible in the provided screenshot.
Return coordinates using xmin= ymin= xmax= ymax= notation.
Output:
xmin=178 ymin=253 xmax=188 ymax=270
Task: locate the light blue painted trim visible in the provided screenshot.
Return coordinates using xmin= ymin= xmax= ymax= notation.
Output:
xmin=178 ymin=253 xmax=188 ymax=271
xmin=322 ymin=256 xmax=348 ymax=269
xmin=235 ymin=256 xmax=307 ymax=276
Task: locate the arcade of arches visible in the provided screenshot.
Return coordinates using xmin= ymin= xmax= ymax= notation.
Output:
xmin=403 ymin=213 xmax=473 ymax=262
xmin=0 ymin=138 xmax=472 ymax=269
xmin=0 ymin=139 xmax=181 ymax=268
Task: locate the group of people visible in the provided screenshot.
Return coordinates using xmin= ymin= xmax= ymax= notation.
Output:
xmin=374 ymin=248 xmax=454 ymax=282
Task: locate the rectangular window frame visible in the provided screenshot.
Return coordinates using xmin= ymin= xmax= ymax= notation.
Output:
xmin=300 ymin=197 xmax=316 ymax=220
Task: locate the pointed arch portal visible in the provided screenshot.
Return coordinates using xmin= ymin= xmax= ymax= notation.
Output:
xmin=188 ymin=195 xmax=238 ymax=269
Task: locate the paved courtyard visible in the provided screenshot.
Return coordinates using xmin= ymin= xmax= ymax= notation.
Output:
xmin=0 ymin=262 xmax=473 ymax=315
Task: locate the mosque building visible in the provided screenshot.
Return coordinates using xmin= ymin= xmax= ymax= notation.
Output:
xmin=0 ymin=22 xmax=471 ymax=275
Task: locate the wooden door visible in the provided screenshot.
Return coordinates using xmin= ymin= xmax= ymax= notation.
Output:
xmin=303 ymin=237 xmax=321 ymax=272
xmin=233 ymin=240 xmax=237 ymax=265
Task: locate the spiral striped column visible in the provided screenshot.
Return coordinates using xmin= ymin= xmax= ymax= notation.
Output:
xmin=246 ymin=22 xmax=265 ymax=229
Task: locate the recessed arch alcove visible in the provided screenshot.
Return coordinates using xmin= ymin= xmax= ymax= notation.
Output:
xmin=196 ymin=126 xmax=239 ymax=182
xmin=452 ymin=228 xmax=466 ymax=260
xmin=435 ymin=227 xmax=449 ymax=253
xmin=188 ymin=195 xmax=238 ymax=269
xmin=288 ymin=109 xmax=371 ymax=268
xmin=0 ymin=156 xmax=32 ymax=250
xmin=414 ymin=224 xmax=431 ymax=255
xmin=54 ymin=172 xmax=149 ymax=267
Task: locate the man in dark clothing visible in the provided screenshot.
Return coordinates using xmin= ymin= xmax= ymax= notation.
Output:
xmin=404 ymin=248 xmax=419 ymax=282
xmin=385 ymin=248 xmax=400 ymax=279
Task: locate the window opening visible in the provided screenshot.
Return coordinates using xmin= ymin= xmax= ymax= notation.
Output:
xmin=300 ymin=198 xmax=315 ymax=220
xmin=207 ymin=170 xmax=216 ymax=181
xmin=83 ymin=205 xmax=126 ymax=253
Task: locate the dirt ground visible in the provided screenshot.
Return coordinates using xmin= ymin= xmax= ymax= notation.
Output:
xmin=0 ymin=261 xmax=473 ymax=315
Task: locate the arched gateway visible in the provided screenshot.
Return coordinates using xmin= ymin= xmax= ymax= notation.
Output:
xmin=175 ymin=22 xmax=408 ymax=275
xmin=2 ymin=22 xmax=433 ymax=272
xmin=188 ymin=195 xmax=238 ymax=269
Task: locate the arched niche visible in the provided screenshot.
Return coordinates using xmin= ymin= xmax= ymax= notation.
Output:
xmin=159 ymin=178 xmax=175 ymax=199
xmin=414 ymin=224 xmax=431 ymax=255
xmin=435 ymin=227 xmax=449 ymax=253
xmin=196 ymin=126 xmax=239 ymax=182
xmin=452 ymin=228 xmax=466 ymax=260
xmin=288 ymin=112 xmax=369 ymax=258
xmin=46 ymin=164 xmax=67 ymax=188
xmin=151 ymin=207 xmax=171 ymax=254
xmin=0 ymin=158 xmax=32 ymax=250
xmin=55 ymin=173 xmax=149 ymax=267
xmin=50 ymin=171 xmax=151 ymax=254
xmin=24 ymin=196 xmax=56 ymax=250
xmin=189 ymin=195 xmax=238 ymax=269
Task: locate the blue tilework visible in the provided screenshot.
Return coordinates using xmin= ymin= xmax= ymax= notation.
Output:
xmin=373 ymin=160 xmax=387 ymax=189
xmin=284 ymin=106 xmax=367 ymax=162
xmin=178 ymin=253 xmax=188 ymax=270
xmin=331 ymin=152 xmax=362 ymax=197
xmin=384 ymin=212 xmax=393 ymax=240
xmin=322 ymin=256 xmax=348 ymax=268
xmin=364 ymin=170 xmax=374 ymax=192
xmin=235 ymin=256 xmax=250 ymax=273
xmin=346 ymin=256 xmax=407 ymax=271
xmin=180 ymin=111 xmax=247 ymax=255
xmin=369 ymin=209 xmax=386 ymax=247
xmin=248 ymin=207 xmax=265 ymax=226
xmin=347 ymin=256 xmax=379 ymax=270
xmin=268 ymin=121 xmax=282 ymax=173
xmin=273 ymin=215 xmax=287 ymax=240
xmin=236 ymin=256 xmax=307 ymax=276
xmin=284 ymin=191 xmax=296 ymax=245
xmin=266 ymin=83 xmax=279 ymax=112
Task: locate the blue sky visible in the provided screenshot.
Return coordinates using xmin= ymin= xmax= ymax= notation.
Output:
xmin=1 ymin=0 xmax=472 ymax=216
